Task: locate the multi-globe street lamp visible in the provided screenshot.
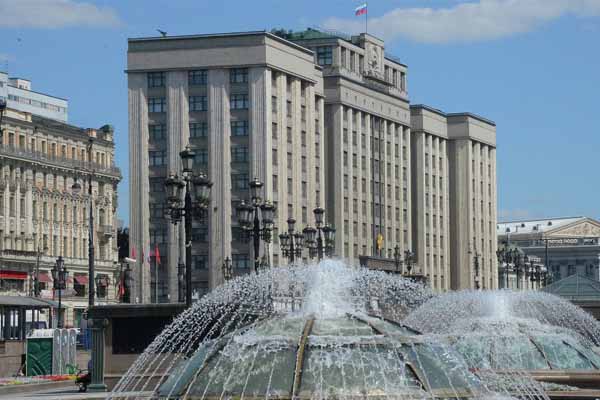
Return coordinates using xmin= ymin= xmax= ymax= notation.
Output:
xmin=51 ymin=256 xmax=68 ymax=328
xmin=301 ymin=207 xmax=336 ymax=261
xmin=164 ymin=145 xmax=213 ymax=307
xmin=222 ymin=257 xmax=233 ymax=281
xmin=279 ymin=218 xmax=305 ymax=264
xmin=236 ymin=178 xmax=276 ymax=273
xmin=392 ymin=245 xmax=415 ymax=276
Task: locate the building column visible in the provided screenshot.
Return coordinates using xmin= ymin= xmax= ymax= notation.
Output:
xmin=166 ymin=71 xmax=189 ymax=302
xmin=249 ymin=67 xmax=272 ymax=266
xmin=208 ymin=70 xmax=232 ymax=290
xmin=128 ymin=73 xmax=151 ymax=303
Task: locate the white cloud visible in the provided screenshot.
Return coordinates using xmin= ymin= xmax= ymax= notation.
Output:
xmin=0 ymin=0 xmax=122 ymax=29
xmin=323 ymin=0 xmax=600 ymax=44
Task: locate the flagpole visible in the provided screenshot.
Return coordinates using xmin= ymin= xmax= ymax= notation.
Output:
xmin=155 ymin=250 xmax=159 ymax=303
xmin=365 ymin=1 xmax=368 ymax=34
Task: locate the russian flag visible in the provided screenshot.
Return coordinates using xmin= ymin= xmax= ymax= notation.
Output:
xmin=355 ymin=3 xmax=367 ymax=16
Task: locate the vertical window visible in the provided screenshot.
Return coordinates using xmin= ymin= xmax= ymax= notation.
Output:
xmin=230 ymin=94 xmax=249 ymax=109
xmin=190 ymin=122 xmax=208 ymax=138
xmin=231 ymin=120 xmax=249 ymax=136
xmin=147 ymin=72 xmax=165 ymax=88
xmin=316 ymin=47 xmax=333 ymax=65
xmin=230 ymin=68 xmax=248 ymax=83
xmin=149 ymin=151 xmax=166 ymax=166
xmin=189 ymin=96 xmax=207 ymax=111
xmin=148 ymin=97 xmax=166 ymax=113
xmin=188 ymin=70 xmax=207 ymax=85
xmin=231 ymin=146 xmax=249 ymax=162
xmin=149 ymin=124 xmax=166 ymax=141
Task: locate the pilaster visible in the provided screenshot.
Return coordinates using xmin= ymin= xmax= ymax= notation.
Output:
xmin=208 ymin=70 xmax=232 ymax=290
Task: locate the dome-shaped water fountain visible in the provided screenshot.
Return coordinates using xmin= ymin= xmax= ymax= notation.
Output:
xmin=156 ymin=313 xmax=487 ymax=399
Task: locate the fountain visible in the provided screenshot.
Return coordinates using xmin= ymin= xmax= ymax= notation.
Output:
xmin=405 ymin=291 xmax=600 ymax=396
xmin=108 ymin=261 xmax=600 ymax=399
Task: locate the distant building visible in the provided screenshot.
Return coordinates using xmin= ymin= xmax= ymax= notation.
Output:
xmin=497 ymin=216 xmax=600 ymax=287
xmin=0 ymin=76 xmax=121 ymax=327
xmin=0 ymin=72 xmax=68 ymax=122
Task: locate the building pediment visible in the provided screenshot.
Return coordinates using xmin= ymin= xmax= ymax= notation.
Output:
xmin=547 ymin=218 xmax=600 ymax=238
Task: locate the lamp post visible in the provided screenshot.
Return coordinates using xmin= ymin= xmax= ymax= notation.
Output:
xmin=469 ymin=248 xmax=481 ymax=290
xmin=32 ymin=244 xmax=48 ymax=297
xmin=403 ymin=249 xmax=414 ymax=275
xmin=236 ymin=178 xmax=275 ymax=273
xmin=164 ymin=145 xmax=212 ymax=308
xmin=302 ymin=207 xmax=336 ymax=261
xmin=51 ymin=256 xmax=68 ymax=329
xmin=393 ymin=245 xmax=402 ymax=272
xmin=279 ymin=218 xmax=305 ymax=264
xmin=71 ymin=136 xmax=95 ymax=307
xmin=222 ymin=257 xmax=233 ymax=281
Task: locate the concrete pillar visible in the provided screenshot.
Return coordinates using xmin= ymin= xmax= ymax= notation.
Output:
xmin=128 ymin=73 xmax=151 ymax=303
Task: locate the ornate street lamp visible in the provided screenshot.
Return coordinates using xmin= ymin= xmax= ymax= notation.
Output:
xmin=222 ymin=257 xmax=233 ymax=281
xmin=51 ymin=256 xmax=68 ymax=329
xmin=236 ymin=178 xmax=276 ymax=273
xmin=302 ymin=207 xmax=335 ymax=261
xmin=403 ymin=249 xmax=415 ymax=275
xmin=279 ymin=218 xmax=305 ymax=264
xmin=469 ymin=248 xmax=481 ymax=290
xmin=164 ymin=145 xmax=213 ymax=307
xmin=393 ymin=245 xmax=402 ymax=272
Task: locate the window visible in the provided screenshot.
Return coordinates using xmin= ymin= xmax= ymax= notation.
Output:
xmin=316 ymin=47 xmax=333 ymax=65
xmin=189 ymin=70 xmax=207 ymax=85
xmin=194 ymin=149 xmax=208 ymax=165
xmin=192 ymin=227 xmax=208 ymax=242
xmin=192 ymin=255 xmax=208 ymax=270
xmin=147 ymin=72 xmax=165 ymax=88
xmin=232 ymin=173 xmax=249 ymax=190
xmin=149 ymin=151 xmax=166 ymax=166
xmin=149 ymin=203 xmax=165 ymax=218
xmin=230 ymin=94 xmax=249 ymax=109
xmin=231 ymin=120 xmax=249 ymax=136
xmin=190 ymin=122 xmax=208 ymax=138
xmin=230 ymin=68 xmax=248 ymax=83
xmin=189 ymin=96 xmax=207 ymax=111
xmin=148 ymin=97 xmax=166 ymax=113
xmin=271 ymin=96 xmax=278 ymax=113
xmin=149 ymin=124 xmax=166 ymax=141
xmin=231 ymin=146 xmax=249 ymax=162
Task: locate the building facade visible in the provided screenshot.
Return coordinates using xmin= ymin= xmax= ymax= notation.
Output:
xmin=128 ymin=29 xmax=498 ymax=299
xmin=0 ymin=72 xmax=68 ymax=122
xmin=498 ymin=217 xmax=600 ymax=287
xmin=0 ymin=99 xmax=121 ymax=327
xmin=286 ymin=31 xmax=412 ymax=264
xmin=127 ymin=32 xmax=326 ymax=303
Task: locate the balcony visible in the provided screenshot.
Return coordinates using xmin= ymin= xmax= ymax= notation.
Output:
xmin=0 ymin=144 xmax=122 ymax=179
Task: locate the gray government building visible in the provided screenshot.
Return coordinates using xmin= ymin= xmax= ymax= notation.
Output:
xmin=127 ymin=29 xmax=497 ymax=303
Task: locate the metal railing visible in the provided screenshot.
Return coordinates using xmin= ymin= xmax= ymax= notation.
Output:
xmin=0 ymin=144 xmax=121 ymax=177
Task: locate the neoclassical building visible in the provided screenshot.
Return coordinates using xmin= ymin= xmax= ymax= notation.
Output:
xmin=0 ymin=81 xmax=121 ymax=327
xmin=498 ymin=216 xmax=600 ymax=287
xmin=127 ymin=29 xmax=498 ymax=300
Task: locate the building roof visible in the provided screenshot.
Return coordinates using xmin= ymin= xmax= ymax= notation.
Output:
xmin=497 ymin=216 xmax=585 ymax=235
xmin=0 ymin=296 xmax=58 ymax=308
xmin=542 ymin=274 xmax=600 ymax=301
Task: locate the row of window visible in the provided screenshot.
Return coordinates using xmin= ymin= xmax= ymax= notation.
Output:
xmin=147 ymin=68 xmax=248 ymax=88
xmin=148 ymin=120 xmax=250 ymax=141
xmin=148 ymin=94 xmax=249 ymax=113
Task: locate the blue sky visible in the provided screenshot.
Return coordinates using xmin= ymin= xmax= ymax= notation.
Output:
xmin=1 ymin=0 xmax=599 ymax=225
